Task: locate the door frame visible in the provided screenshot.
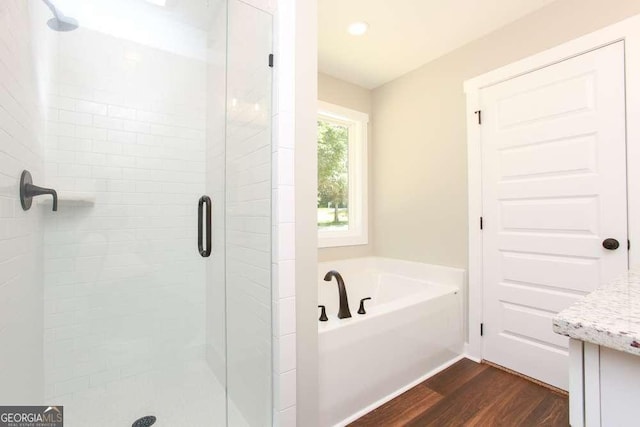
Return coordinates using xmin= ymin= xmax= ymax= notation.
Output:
xmin=464 ymin=14 xmax=640 ymax=361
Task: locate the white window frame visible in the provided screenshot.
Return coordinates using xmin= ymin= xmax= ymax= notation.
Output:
xmin=317 ymin=101 xmax=369 ymax=248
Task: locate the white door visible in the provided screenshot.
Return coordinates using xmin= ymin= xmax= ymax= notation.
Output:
xmin=480 ymin=42 xmax=628 ymax=390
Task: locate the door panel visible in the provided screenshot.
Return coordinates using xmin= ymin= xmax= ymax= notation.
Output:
xmin=501 ymin=252 xmax=600 ymax=292
xmin=501 ymin=303 xmax=569 ymax=348
xmin=496 ymin=73 xmax=594 ymax=128
xmin=499 ymin=134 xmax=597 ymax=179
xmin=497 ymin=281 xmax=581 ymax=314
xmin=481 ymin=42 xmax=628 ymax=390
xmin=500 ymin=197 xmax=599 ymax=233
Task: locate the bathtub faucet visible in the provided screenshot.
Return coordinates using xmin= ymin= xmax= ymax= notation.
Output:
xmin=323 ymin=270 xmax=352 ymax=319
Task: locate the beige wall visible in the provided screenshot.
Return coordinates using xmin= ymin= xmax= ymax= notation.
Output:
xmin=317 ymin=73 xmax=375 ymax=261
xmin=372 ymin=0 xmax=640 ymax=270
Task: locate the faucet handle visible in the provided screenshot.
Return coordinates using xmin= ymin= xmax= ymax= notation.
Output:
xmin=358 ymin=297 xmax=372 ymax=315
xmin=318 ymin=305 xmax=328 ymax=322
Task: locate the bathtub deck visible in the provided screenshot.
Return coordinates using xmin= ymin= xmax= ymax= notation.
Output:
xmin=349 ymin=358 xmax=568 ymax=426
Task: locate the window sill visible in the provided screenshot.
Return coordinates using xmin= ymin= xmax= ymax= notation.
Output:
xmin=318 ymin=233 xmax=368 ymax=248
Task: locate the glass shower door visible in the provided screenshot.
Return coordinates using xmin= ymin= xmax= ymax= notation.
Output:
xmin=224 ymin=2 xmax=273 ymax=426
xmin=39 ymin=0 xmax=231 ymax=425
xmin=0 ymin=0 xmax=273 ymax=425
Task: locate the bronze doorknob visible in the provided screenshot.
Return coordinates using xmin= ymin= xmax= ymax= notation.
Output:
xmin=602 ymin=238 xmax=620 ymax=250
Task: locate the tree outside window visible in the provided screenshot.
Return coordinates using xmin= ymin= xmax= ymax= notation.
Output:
xmin=317 ymin=120 xmax=349 ymax=230
xmin=317 ymin=101 xmax=368 ymax=248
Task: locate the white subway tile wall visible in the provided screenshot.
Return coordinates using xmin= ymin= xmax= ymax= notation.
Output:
xmin=42 ymin=27 xmax=209 ymax=399
xmin=0 ymin=0 xmax=47 ymax=404
xmin=272 ymin=0 xmax=298 ymax=424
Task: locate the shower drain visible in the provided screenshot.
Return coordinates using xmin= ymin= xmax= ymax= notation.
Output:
xmin=132 ymin=416 xmax=157 ymax=427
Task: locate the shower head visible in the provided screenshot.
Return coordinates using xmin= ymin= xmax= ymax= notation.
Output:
xmin=42 ymin=0 xmax=79 ymax=32
xmin=46 ymin=16 xmax=79 ymax=32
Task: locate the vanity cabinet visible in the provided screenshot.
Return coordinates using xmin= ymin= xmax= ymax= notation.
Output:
xmin=570 ymin=339 xmax=640 ymax=426
xmin=554 ymin=269 xmax=640 ymax=427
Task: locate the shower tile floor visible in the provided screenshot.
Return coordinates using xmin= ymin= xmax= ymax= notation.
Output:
xmin=54 ymin=360 xmax=246 ymax=427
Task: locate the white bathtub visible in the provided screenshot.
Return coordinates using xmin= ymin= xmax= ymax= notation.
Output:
xmin=318 ymin=257 xmax=464 ymax=427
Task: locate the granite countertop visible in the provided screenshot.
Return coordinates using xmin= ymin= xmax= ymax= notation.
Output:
xmin=553 ymin=267 xmax=640 ymax=356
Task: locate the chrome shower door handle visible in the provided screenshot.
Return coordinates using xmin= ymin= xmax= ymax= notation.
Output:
xmin=198 ymin=196 xmax=212 ymax=257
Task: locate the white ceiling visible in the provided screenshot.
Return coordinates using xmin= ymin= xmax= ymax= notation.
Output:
xmin=318 ymin=0 xmax=557 ymax=89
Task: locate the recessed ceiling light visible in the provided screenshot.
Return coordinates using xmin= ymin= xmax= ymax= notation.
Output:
xmin=347 ymin=22 xmax=368 ymax=36
xmin=146 ymin=0 xmax=167 ymax=6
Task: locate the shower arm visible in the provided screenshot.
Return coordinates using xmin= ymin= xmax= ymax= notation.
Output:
xmin=41 ymin=0 xmax=62 ymax=21
xmin=24 ymin=183 xmax=58 ymax=212
xmin=20 ymin=170 xmax=58 ymax=212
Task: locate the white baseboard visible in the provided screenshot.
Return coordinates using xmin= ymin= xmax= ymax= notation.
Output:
xmin=334 ymin=354 xmax=467 ymax=427
xmin=463 ymin=342 xmax=482 ymax=363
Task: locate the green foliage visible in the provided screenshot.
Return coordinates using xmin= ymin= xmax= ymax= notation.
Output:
xmin=317 ymin=120 xmax=349 ymax=222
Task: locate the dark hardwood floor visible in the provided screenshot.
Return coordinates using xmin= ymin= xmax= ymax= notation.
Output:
xmin=349 ymin=358 xmax=568 ymax=427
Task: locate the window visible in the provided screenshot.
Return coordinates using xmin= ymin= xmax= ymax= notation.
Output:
xmin=317 ymin=101 xmax=368 ymax=248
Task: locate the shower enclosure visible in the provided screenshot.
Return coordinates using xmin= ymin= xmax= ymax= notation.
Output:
xmin=0 ymin=0 xmax=273 ymax=425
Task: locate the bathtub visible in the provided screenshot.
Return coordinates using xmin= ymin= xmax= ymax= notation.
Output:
xmin=318 ymin=257 xmax=464 ymax=427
